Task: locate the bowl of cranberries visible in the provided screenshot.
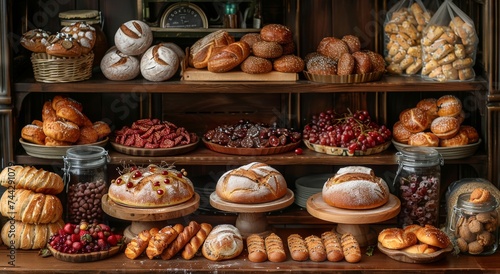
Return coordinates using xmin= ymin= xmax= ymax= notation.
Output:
xmin=45 ymin=221 xmax=124 ymax=263
xmin=302 ymin=109 xmax=392 ymax=156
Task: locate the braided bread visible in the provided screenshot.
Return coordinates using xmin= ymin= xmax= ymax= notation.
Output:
xmin=161 ymin=221 xmax=200 ymax=260
xmin=0 ymin=189 xmax=63 ymax=224
xmin=181 ymin=223 xmax=212 ymax=260
xmin=0 ymin=165 xmax=64 ymax=194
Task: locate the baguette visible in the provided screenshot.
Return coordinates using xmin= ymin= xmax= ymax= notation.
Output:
xmin=207 ymin=41 xmax=251 ymax=73
xmin=341 ymin=233 xmax=361 ymax=263
xmin=287 ymin=234 xmax=308 ymax=261
xmin=125 ymin=229 xmax=154 ymax=259
xmin=146 ymin=224 xmax=181 ymax=259
xmin=0 ymin=165 xmax=64 ymax=194
xmin=265 ymin=233 xmax=286 ymax=262
xmin=181 ymin=223 xmax=212 ymax=260
xmin=161 ymin=221 xmax=200 ymax=260
xmin=305 ymin=235 xmax=327 ymax=262
xmin=0 ymin=189 xmax=63 ymax=224
xmin=246 ymin=234 xmax=268 ymax=262
xmin=321 ymin=231 xmax=344 ymax=262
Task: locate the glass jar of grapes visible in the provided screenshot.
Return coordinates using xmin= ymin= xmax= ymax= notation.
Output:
xmin=394 ymin=147 xmax=443 ymax=227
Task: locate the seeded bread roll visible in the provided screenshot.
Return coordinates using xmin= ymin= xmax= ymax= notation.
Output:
xmin=260 ymin=24 xmax=293 ymax=44
xmin=317 ymin=37 xmax=349 ymax=62
xmin=337 ymin=52 xmax=355 ymax=75
xmin=240 ymin=33 xmax=262 ymax=50
xmin=321 ymin=231 xmax=344 ymax=262
xmin=352 ymin=51 xmax=373 ymax=74
xmin=246 ymin=234 xmax=268 ymax=262
xmin=364 ymin=50 xmax=386 ymax=73
xmin=252 ymin=41 xmax=283 ymax=59
xmin=341 ymin=35 xmax=361 ymax=53
xmin=305 ymin=235 xmax=326 ymax=262
xmin=287 ymin=234 xmax=309 ymax=261
xmin=273 ymin=54 xmax=305 ymax=73
xmin=240 ymin=56 xmax=272 ymax=74
xmin=415 ymin=225 xmax=451 ymax=249
xmin=306 ymin=55 xmax=337 ymax=75
xmin=265 ymin=233 xmax=287 ymax=262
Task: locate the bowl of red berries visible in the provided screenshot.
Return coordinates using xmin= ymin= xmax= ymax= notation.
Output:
xmin=302 ymin=109 xmax=392 ymax=156
xmin=45 ymin=221 xmax=124 ymax=263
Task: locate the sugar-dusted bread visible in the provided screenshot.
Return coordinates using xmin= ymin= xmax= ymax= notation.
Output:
xmin=322 ymin=166 xmax=389 ymax=209
xmin=202 ymin=224 xmax=243 ymax=261
xmin=108 ymin=164 xmax=194 ymax=207
xmin=215 ymin=162 xmax=287 ymax=204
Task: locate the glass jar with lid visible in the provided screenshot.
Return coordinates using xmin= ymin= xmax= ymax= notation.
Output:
xmin=448 ymin=191 xmax=498 ymax=255
xmin=393 ymin=146 xmax=444 ymax=227
xmin=63 ymin=146 xmax=109 ymax=224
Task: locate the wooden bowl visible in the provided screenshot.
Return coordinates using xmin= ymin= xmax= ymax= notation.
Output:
xmin=377 ymin=243 xmax=453 ymax=264
xmin=47 ymin=244 xmax=124 ymax=263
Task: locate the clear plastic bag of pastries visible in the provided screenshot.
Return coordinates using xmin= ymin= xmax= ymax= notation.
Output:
xmin=383 ymin=0 xmax=436 ymax=75
xmin=421 ymin=0 xmax=479 ymax=82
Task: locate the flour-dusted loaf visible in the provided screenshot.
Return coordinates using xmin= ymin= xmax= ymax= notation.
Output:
xmin=100 ymin=46 xmax=140 ymax=81
xmin=216 ymin=162 xmax=288 ymax=204
xmin=108 ymin=164 xmax=194 ymax=207
xmin=322 ymin=166 xmax=389 ymax=209
xmin=140 ymin=44 xmax=179 ymax=81
xmin=114 ymin=20 xmax=153 ymax=56
xmin=202 ymin=224 xmax=243 ymax=261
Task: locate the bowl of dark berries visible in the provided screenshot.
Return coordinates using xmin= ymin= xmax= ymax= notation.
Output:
xmin=302 ymin=109 xmax=392 ymax=156
xmin=203 ymin=119 xmax=302 ymax=155
xmin=44 ymin=221 xmax=124 ymax=263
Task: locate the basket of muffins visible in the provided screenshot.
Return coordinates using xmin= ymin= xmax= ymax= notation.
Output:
xmin=20 ymin=22 xmax=97 ymax=83
xmin=392 ymin=94 xmax=481 ymax=159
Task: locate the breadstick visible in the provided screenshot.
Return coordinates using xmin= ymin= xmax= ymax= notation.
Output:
xmin=246 ymin=234 xmax=268 ymax=262
xmin=287 ymin=234 xmax=308 ymax=261
xmin=181 ymin=223 xmax=212 ymax=260
xmin=125 ymin=229 xmax=153 ymax=259
xmin=341 ymin=233 xmax=361 ymax=263
xmin=161 ymin=221 xmax=200 ymax=260
xmin=305 ymin=235 xmax=326 ymax=262
xmin=265 ymin=233 xmax=286 ymax=262
xmin=321 ymin=231 xmax=344 ymax=262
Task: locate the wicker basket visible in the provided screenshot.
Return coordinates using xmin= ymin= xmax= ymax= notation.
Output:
xmin=30 ymin=52 xmax=93 ymax=83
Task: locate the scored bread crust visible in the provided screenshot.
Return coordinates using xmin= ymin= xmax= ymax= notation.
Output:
xmin=189 ymin=30 xmax=234 ymax=69
xmin=202 ymin=224 xmax=243 ymax=261
xmin=322 ymin=166 xmax=389 ymax=209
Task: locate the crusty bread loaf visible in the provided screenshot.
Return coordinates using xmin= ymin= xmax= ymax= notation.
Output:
xmin=321 ymin=231 xmax=344 ymax=262
xmin=114 ymin=20 xmax=152 ymax=56
xmin=341 ymin=233 xmax=361 ymax=263
xmin=100 ymin=46 xmax=140 ymax=81
xmin=246 ymin=234 xmax=268 ymax=262
xmin=378 ymin=228 xmax=418 ymax=249
xmin=216 ymin=162 xmax=288 ymax=204
xmin=0 ymin=165 xmax=64 ymax=194
xmin=0 ymin=189 xmax=63 ymax=224
xmin=415 ymin=225 xmax=451 ymax=249
xmin=125 ymin=229 xmax=153 ymax=259
xmin=181 ymin=223 xmax=212 ymax=260
xmin=108 ymin=164 xmax=194 ymax=208
xmin=140 ymin=44 xmax=179 ymax=81
xmin=265 ymin=233 xmax=287 ymax=262
xmin=20 ymin=29 xmax=51 ymax=53
xmin=1 ymin=219 xmax=64 ymax=249
xmin=202 ymin=224 xmax=243 ymax=261
xmin=161 ymin=221 xmax=200 ymax=260
xmin=189 ymin=30 xmax=234 ymax=69
xmin=287 ymin=234 xmax=308 ymax=261
xmin=207 ymin=41 xmax=250 ymax=73
xmin=305 ymin=235 xmax=326 ymax=262
xmin=322 ymin=166 xmax=389 ymax=209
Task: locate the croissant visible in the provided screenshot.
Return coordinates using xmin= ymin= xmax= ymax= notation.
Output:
xmin=146 ymin=224 xmax=181 ymax=259
xmin=0 ymin=189 xmax=63 ymax=224
xmin=181 ymin=223 xmax=212 ymax=260
xmin=1 ymin=219 xmax=64 ymax=249
xmin=125 ymin=229 xmax=154 ymax=259
xmin=0 ymin=165 xmax=64 ymax=194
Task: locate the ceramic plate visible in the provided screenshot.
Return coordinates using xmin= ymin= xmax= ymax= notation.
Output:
xmin=304 ymin=140 xmax=391 ymax=156
xmin=203 ymin=138 xmax=301 ymax=156
xmin=377 ymin=242 xmax=453 ymax=264
xmin=392 ymin=139 xmax=481 ymax=160
xmin=19 ymin=138 xmax=108 ymax=159
xmin=110 ymin=138 xmax=199 ymax=156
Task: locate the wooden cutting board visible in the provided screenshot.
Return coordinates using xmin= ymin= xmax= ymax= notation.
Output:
xmin=182 ymin=67 xmax=298 ymax=81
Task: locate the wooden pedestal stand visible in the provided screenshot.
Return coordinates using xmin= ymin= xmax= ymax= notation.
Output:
xmin=210 ymin=189 xmax=295 ymax=238
xmin=306 ymin=193 xmax=400 ymax=246
xmin=101 ymin=193 xmax=200 ymax=240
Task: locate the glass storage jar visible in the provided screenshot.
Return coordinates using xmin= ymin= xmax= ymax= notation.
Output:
xmin=393 ymin=147 xmax=444 ymax=227
xmin=63 ymin=146 xmax=109 ymax=224
xmin=448 ymin=192 xmax=498 ymax=255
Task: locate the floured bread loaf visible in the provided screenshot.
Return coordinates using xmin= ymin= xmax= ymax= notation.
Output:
xmin=202 ymin=224 xmax=243 ymax=261
xmin=216 ymin=162 xmax=287 ymax=204
xmin=108 ymin=164 xmax=194 ymax=207
xmin=322 ymin=166 xmax=389 ymax=209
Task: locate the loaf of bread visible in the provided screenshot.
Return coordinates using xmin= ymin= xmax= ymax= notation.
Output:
xmin=61 ymin=21 xmax=96 ymax=54
xmin=207 ymin=41 xmax=250 ymax=73
xmin=322 ymin=166 xmax=389 ymax=209
xmin=20 ymin=29 xmax=51 ymax=53
xmin=140 ymin=44 xmax=179 ymax=81
xmin=287 ymin=234 xmax=308 ymax=261
xmin=0 ymin=165 xmax=64 ymax=194
xmin=189 ymin=30 xmax=235 ymax=69
xmin=246 ymin=234 xmax=268 ymax=262
xmin=181 ymin=223 xmax=212 ymax=260
xmin=45 ymin=32 xmax=83 ymax=57
xmin=108 ymin=164 xmax=195 ymax=207
xmin=216 ymin=162 xmax=288 ymax=204
xmin=100 ymin=46 xmax=140 ymax=81
xmin=341 ymin=233 xmax=361 ymax=263
xmin=321 ymin=231 xmax=344 ymax=262
xmin=202 ymin=224 xmax=243 ymax=261
xmin=378 ymin=228 xmax=418 ymax=249
xmin=265 ymin=233 xmax=287 ymax=262
xmin=0 ymin=189 xmax=63 ymax=224
xmin=114 ymin=20 xmax=153 ymax=56
xmin=1 ymin=219 xmax=64 ymax=249
xmin=125 ymin=229 xmax=154 ymax=259
xmin=146 ymin=224 xmax=181 ymax=259
xmin=305 ymin=235 xmax=326 ymax=262
xmin=161 ymin=221 xmax=201 ymax=260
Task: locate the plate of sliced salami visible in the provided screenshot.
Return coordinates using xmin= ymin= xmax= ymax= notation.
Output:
xmin=110 ymin=139 xmax=199 ymax=156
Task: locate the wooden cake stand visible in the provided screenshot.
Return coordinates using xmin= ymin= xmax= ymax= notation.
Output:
xmin=210 ymin=189 xmax=295 ymax=238
xmin=101 ymin=193 xmax=200 ymax=240
xmin=306 ymin=193 xmax=400 ymax=246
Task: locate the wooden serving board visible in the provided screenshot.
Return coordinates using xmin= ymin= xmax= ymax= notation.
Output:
xmin=47 ymin=244 xmax=124 ymax=263
xmin=182 ymin=67 xmax=298 ymax=81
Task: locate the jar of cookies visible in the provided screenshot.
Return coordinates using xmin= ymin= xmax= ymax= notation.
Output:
xmin=448 ymin=189 xmax=498 ymax=255
xmin=63 ymin=146 xmax=109 ymax=224
xmin=394 ymin=146 xmax=443 ymax=227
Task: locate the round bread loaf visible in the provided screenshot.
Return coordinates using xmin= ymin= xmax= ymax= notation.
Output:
xmin=260 ymin=24 xmax=293 ymax=44
xmin=378 ymin=228 xmax=418 ymax=249
xmin=140 ymin=44 xmax=179 ymax=82
xmin=114 ymin=20 xmax=153 ymax=56
xmin=306 ymin=55 xmax=337 ymax=75
xmin=341 ymin=35 xmax=361 ymax=53
xmin=322 ymin=166 xmax=389 ymax=209
xmin=215 ymin=162 xmax=287 ymax=204
xmin=437 ymin=95 xmax=462 ymax=117
xmin=46 ymin=32 xmax=82 ymax=57
xmin=415 ymin=225 xmax=451 ymax=249
xmin=416 ymin=98 xmax=439 ymax=120
xmin=252 ymin=41 xmax=283 ymax=59
xmin=430 ymin=116 xmax=460 ymax=139
xmin=337 ymin=52 xmax=355 ymax=75
xmin=61 ymin=21 xmax=96 ymax=54
xmin=240 ymin=56 xmax=272 ymax=74
xmin=317 ymin=37 xmax=349 ymax=62
xmin=408 ymin=132 xmax=440 ymax=147
xmin=240 ymin=33 xmax=262 ymax=49
xmin=273 ymin=54 xmax=305 ymax=73
xmin=364 ymin=50 xmax=386 ymax=73
xmin=20 ymin=29 xmax=51 ymax=53
xmin=400 ymin=107 xmax=430 ymax=133
xmin=101 ymin=47 xmax=140 ymax=81
xmin=392 ymin=121 xmax=413 ymax=144
xmin=202 ymin=224 xmax=243 ymax=261
xmin=159 ymin=42 xmax=185 ymax=63
xmin=108 ymin=164 xmax=194 ymax=207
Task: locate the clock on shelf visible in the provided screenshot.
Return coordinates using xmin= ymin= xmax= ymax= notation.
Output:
xmin=159 ymin=2 xmax=208 ymax=29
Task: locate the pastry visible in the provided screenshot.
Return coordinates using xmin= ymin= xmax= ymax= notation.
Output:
xmin=45 ymin=32 xmax=82 ymax=57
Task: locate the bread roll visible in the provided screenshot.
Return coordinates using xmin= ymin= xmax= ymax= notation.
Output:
xmin=51 ymin=95 xmax=82 ymax=112
xmin=189 ymin=30 xmax=234 ymax=69
xmin=114 ymin=20 xmax=153 ymax=56
xmin=439 ymin=130 xmax=469 ymax=147
xmin=246 ymin=234 xmax=268 ymax=262
xmin=437 ymin=95 xmax=462 ymax=117
xmin=305 ymin=235 xmax=326 ymax=262
xmin=55 ymin=105 xmax=92 ymax=127
xmin=260 ymin=24 xmax=293 ymax=44
xmin=341 ymin=233 xmax=361 ymax=263
xmin=207 ymin=41 xmax=250 ymax=73
xmin=100 ymin=47 xmax=140 ymax=81
xmin=240 ymin=33 xmax=262 ymax=49
xmin=306 ymin=55 xmax=337 ymax=75
xmin=240 ymin=56 xmax=272 ymax=74
xmin=317 ymin=37 xmax=349 ymax=62
xmin=265 ymin=233 xmax=287 ymax=262
xmin=392 ymin=121 xmax=413 ymax=144
xmin=140 ymin=44 xmax=179 ymax=81
xmin=21 ymin=124 xmax=46 ymax=145
xmin=352 ymin=51 xmax=373 ymax=74
xmin=1 ymin=219 xmax=64 ymax=249
xmin=146 ymin=225 xmax=180 ymax=259
xmin=0 ymin=189 xmax=63 ymax=224
xmin=92 ymin=121 xmax=111 ymax=140
xmin=400 ymin=107 xmax=430 ymax=133
xmin=416 ymin=98 xmax=439 ymax=120
xmin=364 ymin=50 xmax=386 ymax=73
xmin=430 ymin=116 xmax=460 ymax=139
xmin=125 ymin=229 xmax=153 ymax=259
xmin=415 ymin=224 xmax=451 ymax=249
xmin=273 ymin=54 xmax=305 ymax=73
xmin=216 ymin=162 xmax=288 ymax=204
xmin=42 ymin=101 xmax=58 ymax=122
xmin=402 ymin=243 xmax=438 ymax=254
xmin=287 ymin=234 xmax=309 ymax=261
xmin=337 ymin=52 xmax=355 ymax=75
xmin=378 ymin=228 xmax=418 ymax=249
xmin=322 ymin=166 xmax=389 ymax=209
xmin=42 ymin=120 xmax=80 ymax=143
xmin=202 ymin=224 xmax=243 ymax=261
xmin=252 ymin=41 xmax=283 ymax=59
xmin=20 ymin=29 xmax=51 ymax=53
xmin=459 ymin=125 xmax=479 ymax=144
xmin=321 ymin=231 xmax=344 ymax=262
xmin=0 ymin=165 xmax=64 ymax=194
xmin=342 ymin=35 xmax=361 ymax=53
xmin=408 ymin=132 xmax=439 ymax=147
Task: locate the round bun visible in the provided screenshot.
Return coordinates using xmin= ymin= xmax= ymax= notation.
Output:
xmin=108 ymin=164 xmax=195 ymax=207
xmin=378 ymin=228 xmax=418 ymax=249
xmin=260 ymin=24 xmax=293 ymax=44
xmin=20 ymin=29 xmax=51 ymax=53
xmin=408 ymin=132 xmax=440 ymax=147
xmin=273 ymin=54 xmax=305 ymax=73
xmin=100 ymin=47 xmax=140 ymax=81
xmin=76 ymin=125 xmax=99 ymax=145
xmin=400 ymin=107 xmax=430 ymax=133
xmin=459 ymin=125 xmax=479 ymax=144
xmin=42 ymin=101 xmax=57 ymax=122
xmin=364 ymin=50 xmax=386 ymax=73
xmin=56 ymin=105 xmax=91 ymax=127
xmin=44 ymin=137 xmax=72 ymax=146
xmin=240 ymin=33 xmax=262 ymax=50
xmin=202 ymin=224 xmax=243 ymax=261
xmin=306 ymin=55 xmax=337 ymax=75
xmin=216 ymin=162 xmax=288 ymax=204
xmin=21 ymin=124 xmax=46 ymax=145
xmin=42 ymin=120 xmax=80 ymax=143
xmin=45 ymin=32 xmax=82 ymax=57
xmin=140 ymin=44 xmax=179 ymax=82
xmin=437 ymin=95 xmax=462 ymax=117
xmin=415 ymin=225 xmax=451 ymax=249
xmin=352 ymin=51 xmax=372 ymax=74
xmin=114 ymin=20 xmax=153 ymax=56
xmin=392 ymin=121 xmax=413 ymax=144
xmin=252 ymin=41 xmax=283 ymax=59
xmin=416 ymin=98 xmax=439 ymax=120
xmin=322 ymin=166 xmax=390 ymax=209
xmin=402 ymin=244 xmax=438 ymax=254
xmin=317 ymin=37 xmax=349 ymax=62
xmin=341 ymin=35 xmax=361 ymax=53
xmin=92 ymin=121 xmax=111 ymax=140
xmin=337 ymin=52 xmax=355 ymax=75
xmin=439 ymin=130 xmax=469 ymax=147
xmin=52 ymin=95 xmax=83 ymax=112
xmin=430 ymin=116 xmax=460 ymax=139
xmin=61 ymin=21 xmax=96 ymax=54
xmin=282 ymin=41 xmax=296 ymax=55
xmin=240 ymin=56 xmax=272 ymax=74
